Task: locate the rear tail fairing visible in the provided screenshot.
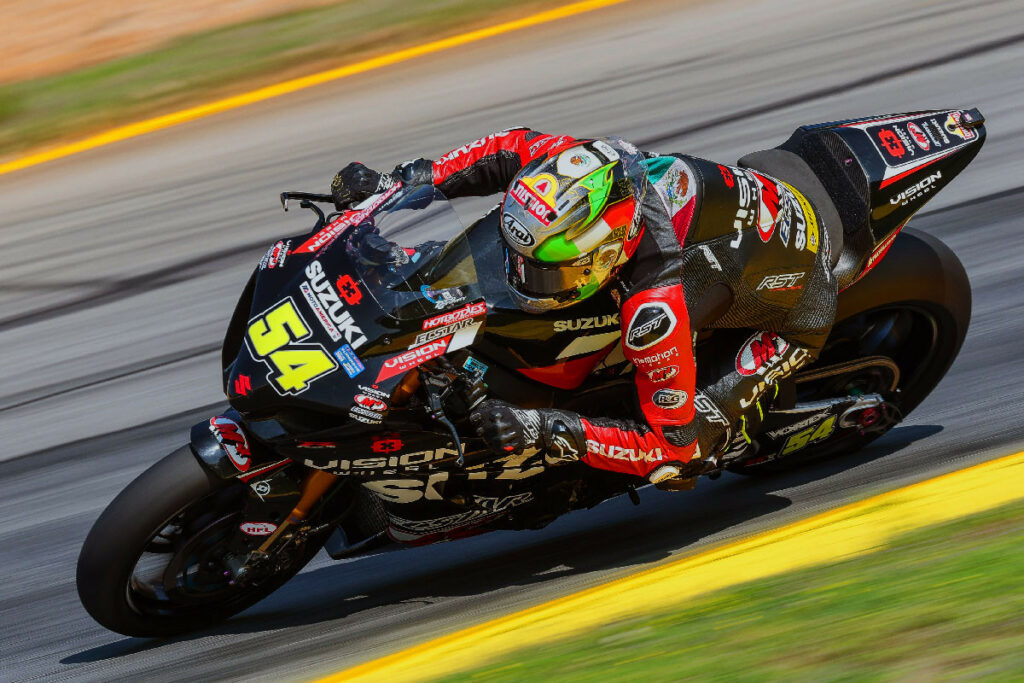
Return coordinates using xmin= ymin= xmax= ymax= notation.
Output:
xmin=779 ymin=108 xmax=985 ymax=288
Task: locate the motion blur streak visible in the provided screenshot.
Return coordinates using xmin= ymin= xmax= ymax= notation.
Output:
xmin=323 ymin=451 xmax=1024 ymax=682
xmin=0 ymin=0 xmax=629 ymax=177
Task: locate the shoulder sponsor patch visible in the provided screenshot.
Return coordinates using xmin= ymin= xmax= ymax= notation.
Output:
xmin=625 ymin=301 xmax=677 ymax=351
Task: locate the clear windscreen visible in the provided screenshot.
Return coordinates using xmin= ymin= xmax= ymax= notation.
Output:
xmin=344 ymin=184 xmax=481 ymax=319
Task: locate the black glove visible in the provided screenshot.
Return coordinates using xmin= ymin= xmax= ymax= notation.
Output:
xmin=469 ymin=400 xmax=584 ymax=462
xmin=330 ymin=162 xmax=396 ymax=210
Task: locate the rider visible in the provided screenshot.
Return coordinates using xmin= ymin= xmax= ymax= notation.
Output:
xmin=330 ymin=128 xmax=837 ymax=488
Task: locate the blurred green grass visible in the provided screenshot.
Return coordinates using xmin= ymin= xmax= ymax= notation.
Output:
xmin=0 ymin=0 xmax=564 ymax=157
xmin=443 ymin=500 xmax=1024 ymax=681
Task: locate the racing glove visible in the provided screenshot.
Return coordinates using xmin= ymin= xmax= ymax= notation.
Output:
xmin=469 ymin=400 xmax=585 ymax=464
xmin=330 ymin=162 xmax=397 ymax=210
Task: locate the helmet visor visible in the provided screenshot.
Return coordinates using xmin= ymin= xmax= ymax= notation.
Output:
xmin=505 ymin=247 xmax=593 ymax=302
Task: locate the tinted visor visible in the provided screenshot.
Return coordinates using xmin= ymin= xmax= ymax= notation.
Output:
xmin=505 ymin=247 xmax=593 ymax=301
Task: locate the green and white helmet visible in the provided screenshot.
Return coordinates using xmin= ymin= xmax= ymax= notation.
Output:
xmin=500 ymin=139 xmax=648 ymax=313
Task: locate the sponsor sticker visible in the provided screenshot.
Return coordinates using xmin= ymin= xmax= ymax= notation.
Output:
xmin=889 ymin=171 xmax=943 ymax=207
xmin=239 ymin=522 xmax=278 ymax=536
xmin=652 ymin=388 xmax=688 ymax=409
xmin=463 ymin=356 xmax=488 ymax=377
xmin=413 ymin=318 xmax=479 ymax=347
xmin=335 ymin=274 xmax=362 ymax=306
xmin=633 ymin=346 xmax=679 ymax=367
xmin=301 ymin=261 xmax=368 ymax=348
xmin=423 ymin=300 xmax=487 ymax=330
xmin=646 ymin=365 xmax=679 ymax=383
xmin=304 ymin=448 xmax=459 ymax=476
xmin=757 ymin=272 xmax=805 ymax=291
xmin=749 ymin=171 xmax=782 ymax=243
xmin=209 ymin=416 xmax=251 ymax=472
xmin=259 ymin=240 xmax=291 ymax=270
xmin=420 ymin=285 xmax=466 ymax=311
xmin=502 ymin=214 xmax=535 ymax=247
xmin=376 ymin=338 xmax=450 ymax=382
xmin=553 ymin=313 xmax=620 ymax=332
xmin=232 ymin=374 xmax=252 ymax=396
xmin=907 ymin=122 xmax=930 ymax=151
xmin=334 ymin=343 xmax=365 ymax=378
xmin=625 ymin=302 xmax=677 ymax=351
xmin=556 ymin=147 xmax=601 ymax=178
xmin=371 ymin=433 xmax=403 ymax=454
xmin=508 ymin=179 xmax=555 ymax=226
xmin=353 ymin=394 xmax=388 ymax=412
xmin=586 ymin=440 xmax=667 ymax=464
xmin=736 ymin=331 xmax=791 ymax=377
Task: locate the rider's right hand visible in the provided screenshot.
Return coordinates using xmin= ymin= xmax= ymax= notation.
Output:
xmin=330 ymin=162 xmax=392 ymax=210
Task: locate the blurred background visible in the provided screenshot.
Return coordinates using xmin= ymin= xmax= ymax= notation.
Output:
xmin=1 ymin=0 xmax=1021 ymax=679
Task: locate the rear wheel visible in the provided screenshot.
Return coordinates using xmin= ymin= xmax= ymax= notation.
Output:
xmin=77 ymin=446 xmax=325 ymax=637
xmin=729 ymin=228 xmax=970 ymax=475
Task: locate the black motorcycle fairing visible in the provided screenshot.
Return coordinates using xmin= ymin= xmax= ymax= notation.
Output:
xmin=190 ymin=408 xmax=292 ymax=480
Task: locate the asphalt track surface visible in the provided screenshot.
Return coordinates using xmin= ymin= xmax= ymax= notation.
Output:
xmin=1 ymin=0 xmax=1021 ymax=679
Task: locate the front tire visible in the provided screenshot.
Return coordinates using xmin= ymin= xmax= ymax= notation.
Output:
xmin=77 ymin=446 xmax=322 ymax=637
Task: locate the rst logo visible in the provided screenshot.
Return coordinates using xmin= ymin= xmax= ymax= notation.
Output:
xmin=553 ymin=313 xmax=620 ymax=332
xmin=301 ymin=261 xmax=367 ymax=349
xmin=757 ymin=272 xmax=805 ymax=291
xmin=624 ymin=302 xmax=676 ymax=351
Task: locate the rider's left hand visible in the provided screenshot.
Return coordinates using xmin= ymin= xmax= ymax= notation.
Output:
xmin=331 ymin=162 xmax=395 ymax=210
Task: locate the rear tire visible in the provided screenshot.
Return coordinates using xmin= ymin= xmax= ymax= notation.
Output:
xmin=729 ymin=228 xmax=970 ymax=475
xmin=77 ymin=446 xmax=323 ymax=637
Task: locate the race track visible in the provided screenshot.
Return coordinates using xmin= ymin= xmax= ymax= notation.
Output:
xmin=1 ymin=0 xmax=1022 ymax=679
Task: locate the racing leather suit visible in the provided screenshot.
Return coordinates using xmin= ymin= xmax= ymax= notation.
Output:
xmin=393 ymin=128 xmax=838 ymax=480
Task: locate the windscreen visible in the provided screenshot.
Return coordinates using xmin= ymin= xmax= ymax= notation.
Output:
xmin=345 ymin=184 xmax=481 ymax=319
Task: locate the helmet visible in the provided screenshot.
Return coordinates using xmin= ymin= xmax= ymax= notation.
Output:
xmin=500 ymin=139 xmax=648 ymax=313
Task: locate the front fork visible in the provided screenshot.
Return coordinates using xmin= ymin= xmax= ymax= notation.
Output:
xmin=190 ymin=410 xmax=344 ymax=582
xmin=230 ymin=470 xmax=341 ymax=584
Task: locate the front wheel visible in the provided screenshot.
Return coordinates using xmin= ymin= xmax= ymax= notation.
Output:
xmin=76 ymin=446 xmax=324 ymax=637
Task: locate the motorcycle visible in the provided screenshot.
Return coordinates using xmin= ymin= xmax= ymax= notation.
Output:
xmin=77 ymin=108 xmax=985 ymax=636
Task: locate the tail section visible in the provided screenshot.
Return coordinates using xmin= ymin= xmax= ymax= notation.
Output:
xmin=779 ymin=108 xmax=985 ymax=288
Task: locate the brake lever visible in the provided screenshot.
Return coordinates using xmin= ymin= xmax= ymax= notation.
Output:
xmin=420 ymin=370 xmax=465 ymax=467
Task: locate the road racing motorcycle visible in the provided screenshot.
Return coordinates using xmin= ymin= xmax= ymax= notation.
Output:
xmin=78 ymin=109 xmax=985 ymax=636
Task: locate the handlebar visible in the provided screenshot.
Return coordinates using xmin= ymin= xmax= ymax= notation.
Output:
xmin=280 ymin=191 xmax=334 ymax=210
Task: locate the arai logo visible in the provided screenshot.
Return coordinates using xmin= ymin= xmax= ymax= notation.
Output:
xmin=502 ymin=214 xmax=535 ymax=247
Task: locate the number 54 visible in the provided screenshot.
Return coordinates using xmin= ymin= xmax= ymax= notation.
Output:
xmin=245 ymin=298 xmax=337 ymax=395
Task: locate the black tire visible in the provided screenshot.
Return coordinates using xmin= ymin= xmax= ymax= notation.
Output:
xmin=729 ymin=228 xmax=970 ymax=475
xmin=76 ymin=445 xmax=324 ymax=637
